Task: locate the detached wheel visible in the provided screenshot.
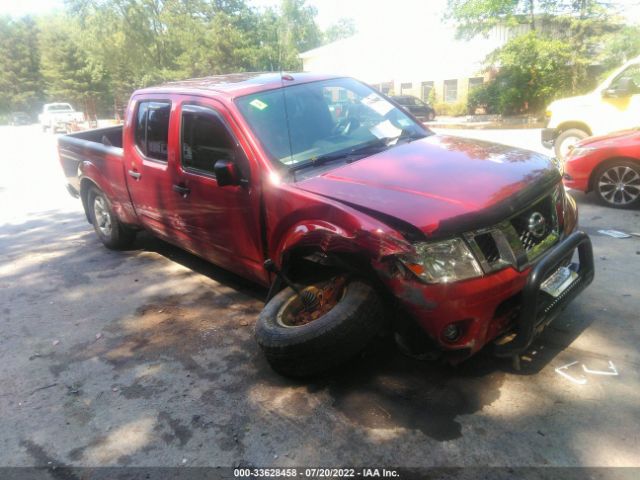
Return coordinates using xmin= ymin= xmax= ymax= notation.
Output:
xmin=255 ymin=277 xmax=384 ymax=377
xmin=88 ymin=186 xmax=136 ymax=249
xmin=594 ymin=160 xmax=640 ymax=209
xmin=555 ymin=128 xmax=589 ymax=160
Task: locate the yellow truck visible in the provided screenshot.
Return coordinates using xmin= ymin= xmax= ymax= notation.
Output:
xmin=542 ymin=56 xmax=640 ymax=159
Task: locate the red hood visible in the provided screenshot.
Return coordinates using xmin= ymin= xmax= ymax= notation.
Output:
xmin=295 ymin=135 xmax=560 ymax=237
xmin=575 ymin=128 xmax=640 ymax=148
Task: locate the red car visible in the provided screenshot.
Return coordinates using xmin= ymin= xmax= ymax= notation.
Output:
xmin=58 ymin=73 xmax=594 ymax=377
xmin=563 ymin=129 xmax=640 ymax=208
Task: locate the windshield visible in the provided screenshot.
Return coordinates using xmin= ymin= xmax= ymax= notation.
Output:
xmin=47 ymin=104 xmax=73 ymax=112
xmin=236 ymin=78 xmax=429 ymax=170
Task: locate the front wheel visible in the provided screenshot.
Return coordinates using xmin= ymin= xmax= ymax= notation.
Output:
xmin=88 ymin=186 xmax=136 ymax=249
xmin=255 ymin=277 xmax=384 ymax=377
xmin=594 ymin=160 xmax=640 ymax=209
xmin=554 ymin=128 xmax=589 ymax=160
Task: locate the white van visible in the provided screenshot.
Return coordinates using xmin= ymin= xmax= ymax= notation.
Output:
xmin=542 ymin=56 xmax=640 ymax=159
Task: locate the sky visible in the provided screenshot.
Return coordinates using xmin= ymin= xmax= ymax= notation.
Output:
xmin=1 ymin=0 xmax=639 ymax=29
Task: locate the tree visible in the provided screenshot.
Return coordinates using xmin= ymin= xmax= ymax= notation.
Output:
xmin=39 ymin=14 xmax=108 ymax=115
xmin=447 ymin=0 xmax=623 ymax=113
xmin=324 ymin=17 xmax=356 ymax=43
xmin=468 ymin=31 xmax=574 ymax=114
xmin=1 ymin=0 xmax=331 ymax=119
xmin=0 ymin=16 xmax=43 ymax=115
xmin=279 ymin=0 xmax=322 ymax=69
xmin=446 ymin=0 xmax=536 ymax=38
xmin=599 ymin=25 xmax=640 ymax=72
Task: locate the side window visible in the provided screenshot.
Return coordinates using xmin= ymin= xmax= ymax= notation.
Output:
xmin=134 ymin=100 xmax=171 ymax=161
xmin=611 ymin=64 xmax=640 ymax=91
xmin=134 ymin=102 xmax=148 ymax=152
xmin=181 ymin=105 xmax=235 ymax=175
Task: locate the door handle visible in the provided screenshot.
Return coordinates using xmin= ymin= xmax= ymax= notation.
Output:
xmin=128 ymin=169 xmax=141 ymax=180
xmin=172 ymin=184 xmax=191 ymax=197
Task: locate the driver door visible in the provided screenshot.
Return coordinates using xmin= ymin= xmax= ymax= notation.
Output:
xmin=169 ymin=98 xmax=266 ymax=285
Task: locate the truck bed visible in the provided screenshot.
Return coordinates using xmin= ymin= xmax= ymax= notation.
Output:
xmin=58 ymin=125 xmax=138 ymax=226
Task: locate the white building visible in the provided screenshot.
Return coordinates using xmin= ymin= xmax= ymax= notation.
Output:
xmin=300 ymin=24 xmax=529 ymax=105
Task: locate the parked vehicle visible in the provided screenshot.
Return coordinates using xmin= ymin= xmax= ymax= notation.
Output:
xmin=9 ymin=112 xmax=31 ymax=126
xmin=542 ymin=55 xmax=640 ymax=160
xmin=39 ymin=103 xmax=84 ymax=133
xmin=58 ymin=73 xmax=594 ymax=377
xmin=392 ymin=95 xmax=436 ymax=121
xmin=563 ymin=128 xmax=640 ymax=208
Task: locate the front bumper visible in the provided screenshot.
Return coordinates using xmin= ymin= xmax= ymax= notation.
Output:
xmin=384 ymin=230 xmax=594 ymax=360
xmin=493 ymin=230 xmax=594 ymax=356
xmin=541 ymin=128 xmax=559 ymax=149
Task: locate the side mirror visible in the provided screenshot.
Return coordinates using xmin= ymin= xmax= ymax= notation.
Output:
xmin=214 ymin=159 xmax=241 ymax=187
xmin=602 ymin=77 xmax=635 ymax=98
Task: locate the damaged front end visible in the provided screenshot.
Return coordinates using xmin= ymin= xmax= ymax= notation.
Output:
xmin=372 ymin=184 xmax=594 ymax=363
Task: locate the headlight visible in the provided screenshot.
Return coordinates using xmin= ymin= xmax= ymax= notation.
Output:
xmin=567 ymin=146 xmax=595 ymax=159
xmin=399 ymin=238 xmax=483 ymax=284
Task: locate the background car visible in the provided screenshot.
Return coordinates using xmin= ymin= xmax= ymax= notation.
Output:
xmin=563 ymin=128 xmax=640 ymax=208
xmin=9 ymin=112 xmax=31 ymax=126
xmin=542 ymin=55 xmax=640 ymax=160
xmin=38 ymin=102 xmax=84 ymax=132
xmin=391 ymin=95 xmax=436 ymax=121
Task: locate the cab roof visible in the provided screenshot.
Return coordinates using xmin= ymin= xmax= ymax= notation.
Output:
xmin=135 ymin=72 xmax=342 ymax=99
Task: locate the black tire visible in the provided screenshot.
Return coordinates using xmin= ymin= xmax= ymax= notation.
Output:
xmin=593 ymin=160 xmax=640 ymax=209
xmin=255 ymin=279 xmax=384 ymax=377
xmin=87 ymin=185 xmax=136 ymax=249
xmin=554 ymin=128 xmax=589 ymax=160
xmin=427 ymin=111 xmax=435 ymax=122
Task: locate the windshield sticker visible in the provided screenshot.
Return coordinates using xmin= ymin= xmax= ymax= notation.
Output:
xmin=249 ymin=98 xmax=268 ymax=110
xmin=361 ymin=93 xmax=394 ymax=116
xmin=370 ymin=119 xmax=402 ymax=140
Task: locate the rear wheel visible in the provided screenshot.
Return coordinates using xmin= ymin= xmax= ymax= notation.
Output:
xmin=554 ymin=128 xmax=589 ymax=160
xmin=88 ymin=186 xmax=136 ymax=249
xmin=594 ymin=160 xmax=640 ymax=209
xmin=255 ymin=276 xmax=384 ymax=377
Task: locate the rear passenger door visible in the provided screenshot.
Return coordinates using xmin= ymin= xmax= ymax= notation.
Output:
xmin=170 ymin=99 xmax=266 ymax=284
xmin=124 ymin=98 xmax=179 ymax=239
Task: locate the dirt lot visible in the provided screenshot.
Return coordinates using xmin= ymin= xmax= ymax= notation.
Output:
xmin=1 ymin=125 xmax=639 ymax=472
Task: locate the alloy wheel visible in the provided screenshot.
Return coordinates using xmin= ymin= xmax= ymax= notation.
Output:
xmin=598 ymin=165 xmax=640 ymax=206
xmin=93 ymin=196 xmax=112 ymax=237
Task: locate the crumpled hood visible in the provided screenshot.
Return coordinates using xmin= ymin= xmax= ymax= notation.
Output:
xmin=295 ymin=135 xmax=560 ymax=237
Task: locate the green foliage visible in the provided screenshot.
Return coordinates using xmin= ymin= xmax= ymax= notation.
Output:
xmin=448 ymin=0 xmax=628 ymax=114
xmin=445 ymin=0 xmax=533 ymax=38
xmin=468 ymin=32 xmax=574 ymax=114
xmin=598 ymin=25 xmax=640 ymax=71
xmin=0 ymin=15 xmax=43 ymax=115
xmin=433 ymin=101 xmax=468 ymax=117
xmin=0 ymin=0 xmax=341 ymax=117
xmin=324 ymin=18 xmax=357 ymax=43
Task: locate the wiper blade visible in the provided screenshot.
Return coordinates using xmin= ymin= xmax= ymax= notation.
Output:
xmin=288 ymin=138 xmax=390 ymax=173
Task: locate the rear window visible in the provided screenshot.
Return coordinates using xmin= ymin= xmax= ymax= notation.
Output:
xmin=134 ymin=101 xmax=171 ymax=161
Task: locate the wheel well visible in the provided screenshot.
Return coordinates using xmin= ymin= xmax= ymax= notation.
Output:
xmin=284 ymin=248 xmax=374 ymax=284
xmin=557 ymin=122 xmax=592 ymax=136
xmin=588 ymin=157 xmax=640 ymax=192
xmin=80 ymin=178 xmax=99 ymax=224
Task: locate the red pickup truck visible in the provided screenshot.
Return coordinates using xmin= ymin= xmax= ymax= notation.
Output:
xmin=58 ymin=73 xmax=594 ymax=376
